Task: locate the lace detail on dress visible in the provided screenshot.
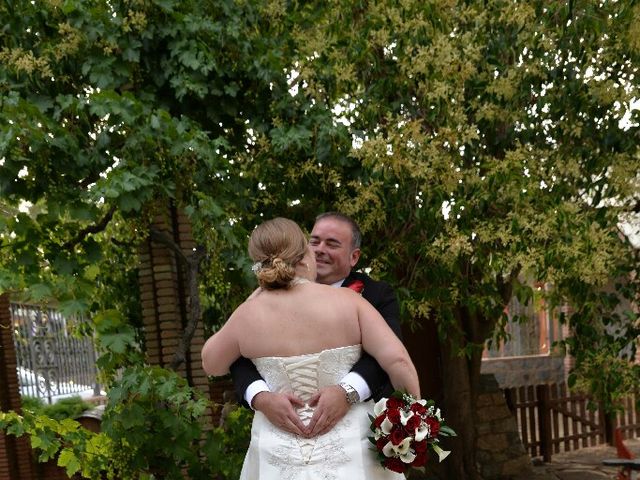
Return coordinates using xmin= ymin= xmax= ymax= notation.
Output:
xmin=252 ymin=345 xmax=362 ymax=479
xmin=266 ymin=421 xmax=352 ymax=480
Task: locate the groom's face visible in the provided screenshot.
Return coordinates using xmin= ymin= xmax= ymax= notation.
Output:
xmin=309 ymin=218 xmax=360 ymax=285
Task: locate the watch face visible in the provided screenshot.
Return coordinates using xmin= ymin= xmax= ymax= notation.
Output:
xmin=340 ymin=383 xmax=357 ymax=404
xmin=345 ymin=387 xmax=358 ymax=404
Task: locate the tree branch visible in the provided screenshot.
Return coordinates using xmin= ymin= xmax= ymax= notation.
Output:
xmin=170 ymin=246 xmax=207 ymax=370
xmin=62 ymin=205 xmax=117 ymax=250
xmin=149 ymin=228 xmax=189 ymax=265
xmin=77 ymin=171 xmax=102 ymax=189
xmin=149 ymin=226 xmax=209 ymax=370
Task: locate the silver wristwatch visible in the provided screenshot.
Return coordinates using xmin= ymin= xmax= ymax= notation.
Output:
xmin=339 ymin=382 xmax=360 ymax=405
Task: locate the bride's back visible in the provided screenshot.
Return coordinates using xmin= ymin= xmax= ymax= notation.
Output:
xmin=235 ymin=282 xmax=361 ymax=359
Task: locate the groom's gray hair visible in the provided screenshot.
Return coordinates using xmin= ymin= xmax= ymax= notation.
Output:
xmin=314 ymin=212 xmax=362 ymax=250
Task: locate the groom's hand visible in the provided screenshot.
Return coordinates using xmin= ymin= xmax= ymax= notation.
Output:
xmin=252 ymin=391 xmax=307 ymax=436
xmin=306 ymin=385 xmax=350 ymax=437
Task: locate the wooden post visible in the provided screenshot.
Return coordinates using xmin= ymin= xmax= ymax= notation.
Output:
xmin=537 ymin=384 xmax=552 ymax=462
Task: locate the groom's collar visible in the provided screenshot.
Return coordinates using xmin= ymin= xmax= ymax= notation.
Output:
xmin=339 ymin=272 xmax=359 ymax=288
xmin=331 ymin=278 xmax=346 ymax=288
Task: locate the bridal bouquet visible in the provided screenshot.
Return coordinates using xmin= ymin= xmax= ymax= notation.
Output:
xmin=369 ymin=392 xmax=455 ymax=474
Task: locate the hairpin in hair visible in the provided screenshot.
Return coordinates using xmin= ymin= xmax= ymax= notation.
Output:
xmin=251 ymin=261 xmax=262 ymax=273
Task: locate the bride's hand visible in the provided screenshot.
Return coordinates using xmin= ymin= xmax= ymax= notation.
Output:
xmin=305 ymin=385 xmax=350 ymax=437
xmin=252 ymin=391 xmax=307 ymax=436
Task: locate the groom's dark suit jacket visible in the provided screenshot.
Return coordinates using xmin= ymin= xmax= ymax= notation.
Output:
xmin=229 ymin=271 xmax=402 ymax=408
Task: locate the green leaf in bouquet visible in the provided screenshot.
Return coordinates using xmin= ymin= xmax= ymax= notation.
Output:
xmin=439 ymin=425 xmax=457 ymax=437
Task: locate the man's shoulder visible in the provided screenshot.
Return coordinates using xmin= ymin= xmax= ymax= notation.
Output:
xmin=345 ymin=271 xmax=399 ymax=320
xmin=348 ymin=271 xmax=390 ymax=286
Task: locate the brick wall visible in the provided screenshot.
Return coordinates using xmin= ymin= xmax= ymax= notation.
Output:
xmin=0 ymin=293 xmax=35 ymax=480
xmin=138 ymin=206 xmax=230 ymax=421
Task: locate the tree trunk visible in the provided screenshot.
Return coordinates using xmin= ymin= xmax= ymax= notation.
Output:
xmin=439 ymin=336 xmax=484 ymax=480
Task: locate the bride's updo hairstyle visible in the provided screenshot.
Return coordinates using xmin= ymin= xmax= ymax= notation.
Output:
xmin=248 ymin=218 xmax=307 ymax=290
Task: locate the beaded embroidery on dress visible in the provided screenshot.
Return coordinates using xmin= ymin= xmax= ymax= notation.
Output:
xmin=238 ymin=345 xmax=404 ymax=480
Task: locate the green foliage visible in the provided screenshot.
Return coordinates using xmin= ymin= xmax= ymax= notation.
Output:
xmin=101 ymin=365 xmax=212 ymax=479
xmin=93 ymin=309 xmax=143 ymax=377
xmin=205 ymin=407 xmax=253 ymax=480
xmin=1 ymin=0 xmax=639 ymax=473
xmin=0 ymin=0 xmax=273 ymax=376
xmin=560 ymin=284 xmax=640 ymax=416
xmin=21 ymin=396 xmax=93 ymax=422
xmin=2 ymin=366 xmax=253 ymax=479
xmin=0 ymin=409 xmax=112 ymax=478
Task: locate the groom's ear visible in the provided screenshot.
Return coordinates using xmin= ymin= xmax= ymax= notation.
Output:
xmin=349 ymin=248 xmax=361 ymax=268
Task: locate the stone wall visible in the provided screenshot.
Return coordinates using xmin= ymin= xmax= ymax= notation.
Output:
xmin=0 ymin=293 xmax=35 ymax=480
xmin=481 ymin=355 xmax=566 ymax=388
xmin=476 ymin=374 xmax=532 ymax=480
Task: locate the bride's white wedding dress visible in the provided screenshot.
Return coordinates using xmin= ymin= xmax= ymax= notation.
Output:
xmin=239 ymin=344 xmax=404 ymax=479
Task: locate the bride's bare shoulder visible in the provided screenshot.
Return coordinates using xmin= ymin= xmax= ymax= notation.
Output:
xmin=226 ymin=298 xmax=260 ymax=325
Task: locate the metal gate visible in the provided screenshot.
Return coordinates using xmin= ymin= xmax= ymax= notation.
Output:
xmin=10 ymin=302 xmax=101 ymax=404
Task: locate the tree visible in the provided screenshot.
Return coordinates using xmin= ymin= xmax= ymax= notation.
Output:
xmin=0 ymin=1 xmax=289 ymax=476
xmin=229 ymin=1 xmax=640 ymax=476
xmin=1 ymin=0 xmax=639 ymax=479
xmin=0 ymin=0 xmax=287 ymax=360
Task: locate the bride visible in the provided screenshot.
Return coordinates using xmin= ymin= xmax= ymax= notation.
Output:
xmin=202 ymin=217 xmax=420 ymax=479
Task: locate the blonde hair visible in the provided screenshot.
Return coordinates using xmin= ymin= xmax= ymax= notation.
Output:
xmin=248 ymin=218 xmax=307 ymax=290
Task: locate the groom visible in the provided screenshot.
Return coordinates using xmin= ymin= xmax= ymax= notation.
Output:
xmin=229 ymin=212 xmax=402 ymax=437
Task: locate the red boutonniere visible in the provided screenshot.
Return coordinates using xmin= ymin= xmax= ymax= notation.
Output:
xmin=346 ymin=279 xmax=365 ymax=294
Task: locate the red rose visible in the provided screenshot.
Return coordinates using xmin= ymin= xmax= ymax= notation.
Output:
xmin=374 ymin=414 xmax=386 ymax=428
xmin=406 ymin=414 xmax=422 ymax=431
xmin=410 ymin=403 xmax=427 ymax=415
xmin=376 ymin=436 xmax=389 ymax=451
xmin=425 ymin=417 xmax=440 ymax=437
xmin=386 ymin=397 xmax=404 ymax=410
xmin=383 ymin=457 xmax=406 ymax=473
xmin=386 ymin=408 xmax=401 ymax=424
xmin=413 ymin=440 xmax=427 ymax=453
xmin=346 ymin=280 xmax=364 ymax=293
xmin=412 ymin=451 xmax=428 ymax=467
xmin=390 ymin=426 xmax=406 ymax=446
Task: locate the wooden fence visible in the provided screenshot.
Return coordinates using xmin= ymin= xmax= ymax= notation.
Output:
xmin=504 ymin=383 xmax=640 ymax=461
